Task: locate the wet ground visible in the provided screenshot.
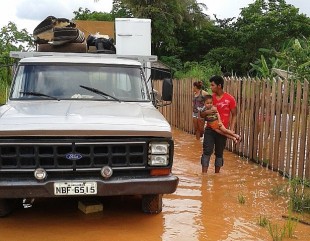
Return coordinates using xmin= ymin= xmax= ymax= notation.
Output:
xmin=0 ymin=128 xmax=309 ymax=241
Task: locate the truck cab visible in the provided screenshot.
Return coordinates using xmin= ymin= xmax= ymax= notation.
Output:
xmin=0 ymin=51 xmax=178 ymax=216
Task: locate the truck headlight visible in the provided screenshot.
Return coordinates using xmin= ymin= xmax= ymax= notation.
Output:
xmin=148 ymin=142 xmax=169 ymax=166
xmin=149 ymin=142 xmax=169 ymax=154
xmin=148 ymin=155 xmax=169 ymax=166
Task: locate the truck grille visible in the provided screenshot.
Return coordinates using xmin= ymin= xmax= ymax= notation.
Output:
xmin=0 ymin=139 xmax=148 ymax=170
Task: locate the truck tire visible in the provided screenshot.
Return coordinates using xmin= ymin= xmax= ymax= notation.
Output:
xmin=0 ymin=199 xmax=14 ymax=217
xmin=142 ymin=194 xmax=162 ymax=214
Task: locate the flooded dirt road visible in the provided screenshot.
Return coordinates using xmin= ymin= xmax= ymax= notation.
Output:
xmin=0 ymin=128 xmax=309 ymax=241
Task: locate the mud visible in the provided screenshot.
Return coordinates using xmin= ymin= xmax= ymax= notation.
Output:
xmin=0 ymin=128 xmax=309 ymax=241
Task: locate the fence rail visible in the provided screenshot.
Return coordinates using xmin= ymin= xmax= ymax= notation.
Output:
xmin=154 ymin=77 xmax=310 ymax=180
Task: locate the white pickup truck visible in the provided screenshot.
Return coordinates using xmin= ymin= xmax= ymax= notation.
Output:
xmin=0 ymin=51 xmax=178 ymax=216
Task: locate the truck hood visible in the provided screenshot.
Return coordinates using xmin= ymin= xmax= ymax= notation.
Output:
xmin=0 ymin=101 xmax=171 ymax=137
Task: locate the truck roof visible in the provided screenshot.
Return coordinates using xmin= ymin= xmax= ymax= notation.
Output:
xmin=10 ymin=51 xmax=158 ymax=65
xmin=18 ymin=56 xmax=142 ymax=66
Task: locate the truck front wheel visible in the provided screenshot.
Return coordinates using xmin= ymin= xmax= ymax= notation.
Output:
xmin=142 ymin=194 xmax=162 ymax=214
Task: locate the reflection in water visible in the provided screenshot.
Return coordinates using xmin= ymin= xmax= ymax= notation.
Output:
xmin=162 ymin=128 xmax=310 ymax=241
xmin=162 ymin=174 xmax=204 ymax=241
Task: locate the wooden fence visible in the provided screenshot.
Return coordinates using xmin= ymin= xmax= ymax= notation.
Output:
xmin=154 ymin=77 xmax=310 ymax=180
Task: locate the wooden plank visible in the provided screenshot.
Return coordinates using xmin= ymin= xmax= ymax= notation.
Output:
xmin=262 ymin=80 xmax=271 ymax=165
xmin=273 ymin=79 xmax=283 ymax=170
xmin=258 ymin=80 xmax=266 ymax=164
xmin=278 ymin=79 xmax=289 ymax=173
xmin=180 ymin=80 xmax=184 ymax=130
xmin=176 ymin=79 xmax=180 ymax=128
xmin=227 ymin=78 xmax=236 ymax=151
xmin=268 ymin=79 xmax=276 ymax=169
xmin=184 ymin=79 xmax=188 ymax=132
xmin=239 ymin=77 xmax=247 ymax=157
xmin=236 ymin=78 xmax=243 ymax=155
xmin=306 ymin=106 xmax=310 ymax=179
xmin=249 ymin=79 xmax=255 ymax=159
xmin=291 ymin=81 xmax=302 ymax=178
xmin=244 ymin=77 xmax=251 ymax=158
xmin=253 ymin=80 xmax=261 ymax=162
xmin=186 ymin=79 xmax=190 ymax=132
xmin=298 ymin=80 xmax=308 ymax=178
xmin=285 ymin=81 xmax=295 ymax=177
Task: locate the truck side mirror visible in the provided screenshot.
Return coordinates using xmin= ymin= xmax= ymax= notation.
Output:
xmin=162 ymin=78 xmax=173 ymax=102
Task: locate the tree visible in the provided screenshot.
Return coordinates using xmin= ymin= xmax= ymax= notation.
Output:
xmin=73 ymin=7 xmax=114 ymax=21
xmin=111 ymin=0 xmax=133 ymax=18
xmin=232 ymin=0 xmax=310 ymax=75
xmin=0 ymin=22 xmax=34 ymax=103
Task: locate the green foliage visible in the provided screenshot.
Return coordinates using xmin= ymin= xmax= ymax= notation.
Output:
xmin=257 ymin=215 xmax=269 ymax=227
xmin=111 ymin=0 xmax=133 ymax=18
xmin=270 ymin=177 xmax=310 ymax=214
xmin=233 ymin=0 xmax=310 ymax=75
xmin=0 ymin=22 xmax=34 ymax=104
xmin=250 ymin=38 xmax=310 ymax=81
xmin=237 ymin=193 xmax=246 ymax=204
xmin=250 ymin=55 xmax=273 ymax=79
xmin=275 ymin=38 xmax=310 ymax=82
xmin=270 ymin=184 xmax=287 ymax=197
xmin=284 ymin=214 xmax=297 ymax=238
xmin=73 ymin=7 xmax=114 ymax=21
xmin=173 ymin=61 xmax=221 ymax=90
xmin=160 ymin=56 xmax=183 ymax=74
xmin=0 ymin=22 xmax=34 ymax=52
xmin=267 ymin=222 xmax=286 ymax=241
xmin=0 ymin=80 xmax=9 ymax=104
xmin=203 ymin=47 xmax=245 ymax=76
xmin=266 ymin=215 xmax=297 ymax=241
xmin=288 ymin=178 xmax=310 ymax=213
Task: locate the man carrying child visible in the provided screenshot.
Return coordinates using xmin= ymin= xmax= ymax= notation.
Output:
xmin=199 ymin=75 xmax=239 ymax=173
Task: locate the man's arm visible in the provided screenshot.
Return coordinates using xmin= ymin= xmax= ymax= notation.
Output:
xmin=230 ymin=107 xmax=237 ymax=132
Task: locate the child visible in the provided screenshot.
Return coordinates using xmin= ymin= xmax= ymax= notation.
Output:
xmin=201 ymin=95 xmax=241 ymax=143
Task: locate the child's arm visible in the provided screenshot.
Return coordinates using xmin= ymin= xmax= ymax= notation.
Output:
xmin=201 ymin=106 xmax=217 ymax=118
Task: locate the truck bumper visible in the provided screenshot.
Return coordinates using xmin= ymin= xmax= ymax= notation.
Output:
xmin=0 ymin=175 xmax=179 ymax=198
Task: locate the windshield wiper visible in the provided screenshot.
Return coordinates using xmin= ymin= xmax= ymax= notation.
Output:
xmin=20 ymin=91 xmax=59 ymax=100
xmin=79 ymin=85 xmax=121 ymax=102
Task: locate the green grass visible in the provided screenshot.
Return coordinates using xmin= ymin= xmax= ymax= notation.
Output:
xmin=237 ymin=193 xmax=246 ymax=204
xmin=257 ymin=215 xmax=269 ymax=227
xmin=270 ymin=184 xmax=287 ymax=197
xmin=267 ymin=222 xmax=286 ymax=241
xmin=262 ymin=159 xmax=269 ymax=166
xmin=284 ymin=215 xmax=297 ymax=238
xmin=270 ymin=178 xmax=310 ymax=214
xmin=289 ymin=178 xmax=310 ymax=213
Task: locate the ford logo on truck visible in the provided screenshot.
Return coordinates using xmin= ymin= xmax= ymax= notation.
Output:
xmin=65 ymin=153 xmax=83 ymax=160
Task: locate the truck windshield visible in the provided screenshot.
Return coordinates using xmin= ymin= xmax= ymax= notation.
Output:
xmin=10 ymin=64 xmax=150 ymax=101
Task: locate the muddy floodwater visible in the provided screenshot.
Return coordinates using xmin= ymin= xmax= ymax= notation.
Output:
xmin=0 ymin=128 xmax=309 ymax=241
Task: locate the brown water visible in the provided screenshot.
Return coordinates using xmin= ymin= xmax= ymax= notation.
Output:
xmin=0 ymin=128 xmax=309 ymax=241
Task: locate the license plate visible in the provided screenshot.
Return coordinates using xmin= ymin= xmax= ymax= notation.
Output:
xmin=54 ymin=182 xmax=97 ymax=195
